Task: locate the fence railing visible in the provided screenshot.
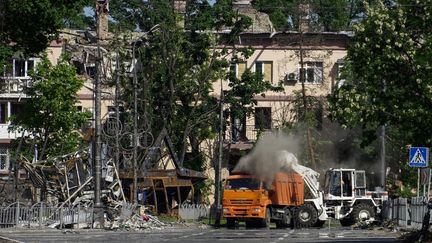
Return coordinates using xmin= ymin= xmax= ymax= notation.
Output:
xmin=178 ymin=204 xmax=209 ymax=220
xmin=0 ymin=202 xmax=93 ymax=229
xmin=382 ymin=196 xmax=431 ymax=229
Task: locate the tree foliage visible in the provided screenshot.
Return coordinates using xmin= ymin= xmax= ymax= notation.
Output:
xmin=252 ymin=0 xmax=374 ymax=31
xmin=9 ymin=57 xmax=90 ymax=159
xmin=330 ymin=0 xmax=432 ymax=146
xmin=0 ymin=0 xmax=91 ymax=55
xmin=111 ymin=0 xmax=281 ymax=175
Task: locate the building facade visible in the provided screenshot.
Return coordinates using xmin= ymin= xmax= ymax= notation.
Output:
xmin=0 ymin=36 xmax=114 ymax=176
xmin=209 ymin=31 xmax=351 ymax=175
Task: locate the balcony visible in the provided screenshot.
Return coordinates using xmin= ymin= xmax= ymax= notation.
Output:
xmin=0 ymin=77 xmax=32 ymax=97
xmin=227 ymin=124 xmax=275 ymax=143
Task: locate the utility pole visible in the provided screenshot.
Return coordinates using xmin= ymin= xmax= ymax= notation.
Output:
xmin=115 ymin=49 xmax=120 ymax=174
xmin=132 ymin=54 xmax=138 ymax=204
xmin=380 ymin=125 xmax=386 ymax=189
xmin=94 ymin=0 xmax=109 ymax=227
xmin=298 ymin=3 xmax=316 ymax=169
xmin=215 ymin=80 xmax=224 ymax=226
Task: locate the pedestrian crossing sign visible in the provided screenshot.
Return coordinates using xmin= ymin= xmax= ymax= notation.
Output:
xmin=409 ymin=147 xmax=429 ymax=167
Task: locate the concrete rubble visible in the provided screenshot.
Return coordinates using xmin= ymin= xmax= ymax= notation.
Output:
xmin=18 ymin=149 xmax=170 ymax=230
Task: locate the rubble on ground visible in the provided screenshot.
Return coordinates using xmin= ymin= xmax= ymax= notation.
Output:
xmin=20 ymin=149 xmax=125 ymax=206
xmin=398 ymin=229 xmax=431 ymax=243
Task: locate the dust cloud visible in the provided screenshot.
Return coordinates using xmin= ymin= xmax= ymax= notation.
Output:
xmin=232 ymin=132 xmax=302 ymax=185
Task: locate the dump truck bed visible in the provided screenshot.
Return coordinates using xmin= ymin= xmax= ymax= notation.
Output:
xmin=269 ymin=172 xmax=304 ymax=206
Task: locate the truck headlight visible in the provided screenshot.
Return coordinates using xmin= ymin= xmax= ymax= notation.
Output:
xmin=252 ymin=208 xmax=261 ymax=213
xmin=223 ymin=208 xmax=229 ymax=213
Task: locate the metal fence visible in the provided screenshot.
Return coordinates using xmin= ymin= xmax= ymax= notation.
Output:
xmin=0 ymin=202 xmax=93 ymax=229
xmin=178 ymin=204 xmax=210 ymax=220
xmin=382 ymin=196 xmax=432 ymax=229
xmin=410 ymin=196 xmax=430 ymax=228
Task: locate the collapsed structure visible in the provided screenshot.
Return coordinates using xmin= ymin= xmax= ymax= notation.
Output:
xmin=19 ymin=128 xmax=206 ymax=219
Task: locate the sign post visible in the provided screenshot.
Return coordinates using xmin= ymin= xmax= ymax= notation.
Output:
xmin=409 ymin=147 xmax=430 ymax=198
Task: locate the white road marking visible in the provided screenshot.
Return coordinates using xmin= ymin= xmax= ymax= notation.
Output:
xmin=0 ymin=235 xmax=24 ymax=243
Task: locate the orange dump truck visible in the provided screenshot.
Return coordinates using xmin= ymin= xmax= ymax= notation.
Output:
xmin=222 ymin=172 xmax=304 ymax=228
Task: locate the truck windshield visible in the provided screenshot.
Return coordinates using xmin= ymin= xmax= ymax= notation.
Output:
xmin=225 ymin=178 xmax=260 ymax=190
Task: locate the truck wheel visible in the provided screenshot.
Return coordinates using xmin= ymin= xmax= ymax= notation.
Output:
xmin=262 ymin=208 xmax=271 ymax=229
xmin=351 ymin=203 xmax=375 ymax=224
xmin=226 ymin=218 xmax=236 ymax=229
xmin=294 ymin=204 xmax=318 ymax=228
xmin=276 ymin=210 xmax=291 ymax=228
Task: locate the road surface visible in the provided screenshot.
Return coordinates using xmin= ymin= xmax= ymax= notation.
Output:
xmin=0 ymin=226 xmax=402 ymax=243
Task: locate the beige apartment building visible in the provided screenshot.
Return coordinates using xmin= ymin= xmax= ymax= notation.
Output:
xmin=0 ymin=35 xmax=114 ymax=177
xmin=214 ymin=31 xmax=350 ymax=150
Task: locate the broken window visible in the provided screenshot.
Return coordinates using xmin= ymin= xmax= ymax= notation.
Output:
xmin=0 ymin=103 xmax=7 ymax=124
xmin=254 ymin=107 xmax=272 ymax=130
xmin=14 ymin=59 xmax=26 ymax=77
xmin=86 ymin=66 xmax=97 ymax=79
xmin=10 ymin=103 xmax=24 ymax=118
xmin=0 ymin=147 xmax=9 ymax=171
xmin=4 ymin=59 xmax=37 ymax=77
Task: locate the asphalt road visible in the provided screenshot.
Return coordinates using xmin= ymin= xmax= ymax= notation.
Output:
xmin=0 ymin=226 xmax=402 ymax=243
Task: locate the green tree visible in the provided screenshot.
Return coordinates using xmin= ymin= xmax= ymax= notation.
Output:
xmin=111 ymin=0 xmax=281 ymax=179
xmin=252 ymin=0 xmax=375 ymax=31
xmin=9 ymin=57 xmax=90 ymax=159
xmin=330 ymin=0 xmax=432 ymax=146
xmin=329 ymin=0 xmax=432 ymax=187
xmin=0 ymin=0 xmax=91 ymax=71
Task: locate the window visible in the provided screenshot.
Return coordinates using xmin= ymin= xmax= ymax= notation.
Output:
xmin=230 ymin=62 xmax=246 ymax=79
xmin=337 ymin=62 xmax=345 ymax=88
xmin=230 ymin=63 xmax=237 ymax=78
xmin=10 ymin=103 xmax=24 ymax=118
xmin=231 ymin=115 xmax=246 ymax=142
xmin=355 ymin=171 xmax=366 ymax=188
xmin=225 ymin=178 xmax=261 ymax=190
xmin=4 ymin=59 xmax=37 ymax=77
xmin=10 ymin=103 xmax=23 ymax=124
xmin=300 ymin=62 xmax=323 ymax=84
xmin=0 ymin=147 xmax=9 ymax=172
xmin=255 ymin=61 xmax=273 ymax=82
xmin=86 ymin=66 xmax=97 ymax=79
xmin=0 ymin=103 xmax=7 ymax=124
xmin=254 ymin=107 xmax=272 ymax=130
xmin=14 ymin=60 xmax=26 ymax=77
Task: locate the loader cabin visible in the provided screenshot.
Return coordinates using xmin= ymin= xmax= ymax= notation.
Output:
xmin=324 ymin=169 xmax=367 ymax=199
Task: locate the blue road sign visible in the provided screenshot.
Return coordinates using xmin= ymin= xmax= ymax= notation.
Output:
xmin=409 ymin=147 xmax=429 ymax=167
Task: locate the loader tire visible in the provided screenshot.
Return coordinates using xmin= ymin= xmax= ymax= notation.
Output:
xmin=351 ymin=203 xmax=375 ymax=224
xmin=294 ymin=204 xmax=318 ymax=228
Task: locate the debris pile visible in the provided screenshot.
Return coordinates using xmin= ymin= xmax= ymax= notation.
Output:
xmin=17 ymin=149 xmax=163 ymax=230
xmin=107 ymin=203 xmax=166 ymax=230
xmin=20 ymin=149 xmax=125 ymax=206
